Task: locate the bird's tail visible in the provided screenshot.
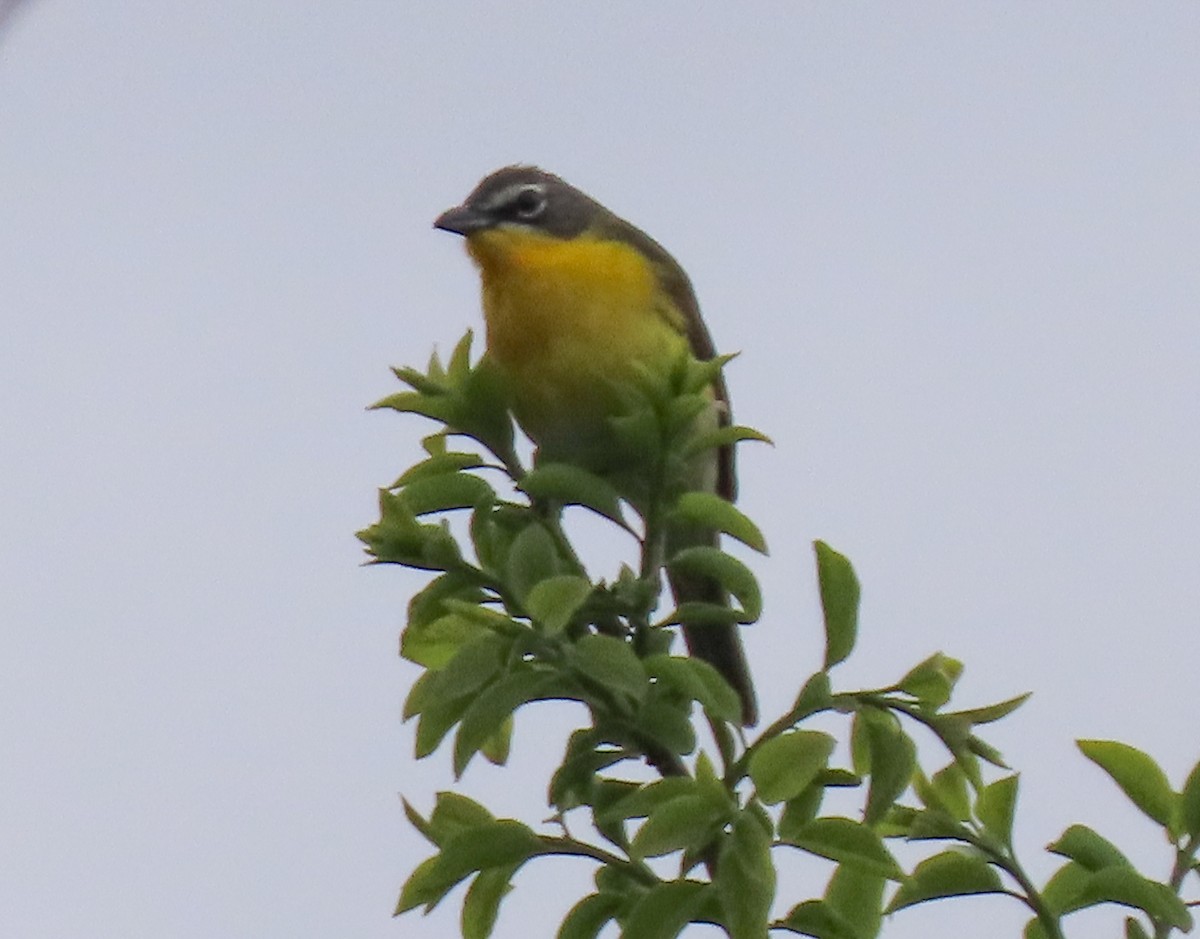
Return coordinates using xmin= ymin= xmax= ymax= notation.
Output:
xmin=668 ymin=525 xmax=758 ymax=726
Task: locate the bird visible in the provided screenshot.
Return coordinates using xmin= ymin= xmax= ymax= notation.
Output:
xmin=433 ymin=165 xmax=757 ymax=726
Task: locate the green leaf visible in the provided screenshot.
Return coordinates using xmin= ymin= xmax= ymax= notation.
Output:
xmin=399 ymin=806 xmax=511 ymax=911
xmin=965 ymin=733 xmax=1010 ymax=769
xmin=1180 ymin=757 xmax=1200 ymax=838
xmin=469 ymin=502 xmax=531 ymax=574
xmin=557 ymin=893 xmax=622 ymax=939
xmin=898 ymin=653 xmax=963 ymax=709
xmin=569 ymin=634 xmax=648 ymax=707
xmin=594 ymin=862 xmax=643 ymax=897
xmin=396 ymin=853 xmax=462 ymax=915
xmin=860 ymin=711 xmax=916 ymax=825
xmin=403 ymin=798 xmax=435 ymax=845
xmin=1046 ymin=824 xmax=1131 ymax=871
xmin=409 ymin=634 xmax=518 ymax=757
xmin=1039 ymin=860 xmax=1092 ymax=914
xmin=778 ymin=785 xmax=825 ymax=840
xmin=686 ymin=424 xmax=773 ymax=457
xmin=427 ymin=791 xmax=495 ymax=845
xmin=779 ymin=900 xmax=863 ymax=939
xmin=371 ymin=389 xmax=454 ymax=423
xmin=620 ymin=881 xmax=709 ymax=939
xmin=792 ymin=671 xmax=833 ymax=718
xmin=549 ymin=731 xmax=627 ymax=813
xmin=945 ymin=742 xmax=983 ymax=794
xmin=519 ymin=463 xmax=629 ymax=529
xmin=453 ymin=668 xmax=556 ymax=776
xmin=446 ymin=330 xmax=472 ymax=379
xmin=1073 ymin=867 xmax=1191 ymax=929
xmin=665 ymin=392 xmax=712 ymax=438
xmin=929 ymin=713 xmax=972 ymax=750
xmin=684 ymin=351 xmax=736 ymax=392
xmin=631 ymin=794 xmax=725 ymax=859
xmin=390 ymin=361 xmax=440 ymax=394
xmin=633 ymin=687 xmax=697 ymax=757
xmin=414 ymin=692 xmax=475 ymax=760
xmin=395 ymin=450 xmax=486 ymax=486
xmin=599 ymin=777 xmax=700 ymax=823
xmin=608 ymin=408 xmax=661 ymax=469
xmin=422 ymin=431 xmax=450 ymax=456
xmin=436 ymin=819 xmax=540 ymax=884
xmin=668 ymin=546 xmax=762 ymax=621
xmin=975 ymin=775 xmax=1019 ymax=846
xmin=824 ymin=865 xmax=884 ymax=939
xmin=906 ymin=808 xmax=971 ymax=841
xmin=1077 ymin=740 xmax=1179 ymax=832
xmin=718 ymin=811 xmax=776 ymax=939
xmin=670 ymin=491 xmax=768 ymax=553
xmin=748 ymin=731 xmax=836 ymax=805
xmin=645 ymin=654 xmax=742 ymax=724
xmin=479 ymin=715 xmax=512 ymax=766
xmin=399 ymin=471 xmax=495 ymax=516
xmin=926 ymin=763 xmax=970 ymax=820
xmin=358 ymin=489 xmax=463 ymax=571
xmin=695 ymin=751 xmax=732 ymax=808
xmin=947 ymin=740 xmax=983 ymax=789
xmin=406 ymin=633 xmax=510 ymax=717
xmin=875 ymin=804 xmax=918 ymax=839
xmin=524 ymin=575 xmax=593 ymax=634
xmin=401 ymin=613 xmax=489 ymax=669
xmin=1023 ymin=919 xmax=1052 ymax=939
xmin=1125 ymin=916 xmax=1153 ymax=939
xmin=814 ymin=541 xmax=859 ymax=669
xmin=461 ymin=864 xmax=515 ymax=939
xmin=818 ymin=768 xmax=862 ymax=788
xmin=886 ymin=850 xmax=1004 ymax=912
xmin=406 ymin=571 xmax=487 ymax=632
xmin=589 ymin=779 xmax=640 ymax=848
xmin=782 ymin=817 xmax=903 ymax=880
xmin=849 ymin=712 xmax=870 ymax=776
xmin=458 ymin=354 xmax=518 ymax=463
xmin=504 ymin=522 xmax=566 ymax=603
xmin=664 ymin=601 xmax=742 ymax=629
xmin=441 ymin=599 xmax=525 ymax=634
xmin=943 ymin=693 xmax=1031 ymax=726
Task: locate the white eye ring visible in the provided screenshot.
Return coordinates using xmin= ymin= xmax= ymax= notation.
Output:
xmin=511 ymin=185 xmax=547 ymax=220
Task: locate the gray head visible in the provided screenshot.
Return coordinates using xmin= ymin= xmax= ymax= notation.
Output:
xmin=433 ymin=165 xmax=618 ymax=240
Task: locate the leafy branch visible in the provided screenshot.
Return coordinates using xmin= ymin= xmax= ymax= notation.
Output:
xmin=363 ymin=332 xmax=1200 ymax=938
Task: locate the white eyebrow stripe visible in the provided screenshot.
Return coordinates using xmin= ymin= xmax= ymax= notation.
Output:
xmin=481 ymin=182 xmax=546 ymax=211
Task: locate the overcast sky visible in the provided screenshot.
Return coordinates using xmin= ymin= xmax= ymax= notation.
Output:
xmin=2 ymin=4 xmax=1198 ymax=938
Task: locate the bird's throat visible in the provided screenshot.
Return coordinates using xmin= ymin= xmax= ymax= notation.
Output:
xmin=466 ymin=227 xmax=686 ymax=462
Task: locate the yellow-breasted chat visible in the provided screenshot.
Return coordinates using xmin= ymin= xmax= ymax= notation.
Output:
xmin=434 ymin=166 xmax=757 ymax=726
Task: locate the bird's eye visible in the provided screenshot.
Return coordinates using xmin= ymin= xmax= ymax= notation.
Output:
xmin=511 ymin=186 xmax=546 ymax=220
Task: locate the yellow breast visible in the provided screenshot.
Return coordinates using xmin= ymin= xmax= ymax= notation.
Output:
xmin=465 ymin=227 xmax=687 ymax=462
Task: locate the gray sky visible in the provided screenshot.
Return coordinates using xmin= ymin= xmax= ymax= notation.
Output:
xmin=2 ymin=4 xmax=1198 ymax=938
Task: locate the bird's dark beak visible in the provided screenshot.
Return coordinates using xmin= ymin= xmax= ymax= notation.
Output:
xmin=433 ymin=203 xmax=489 ymax=236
